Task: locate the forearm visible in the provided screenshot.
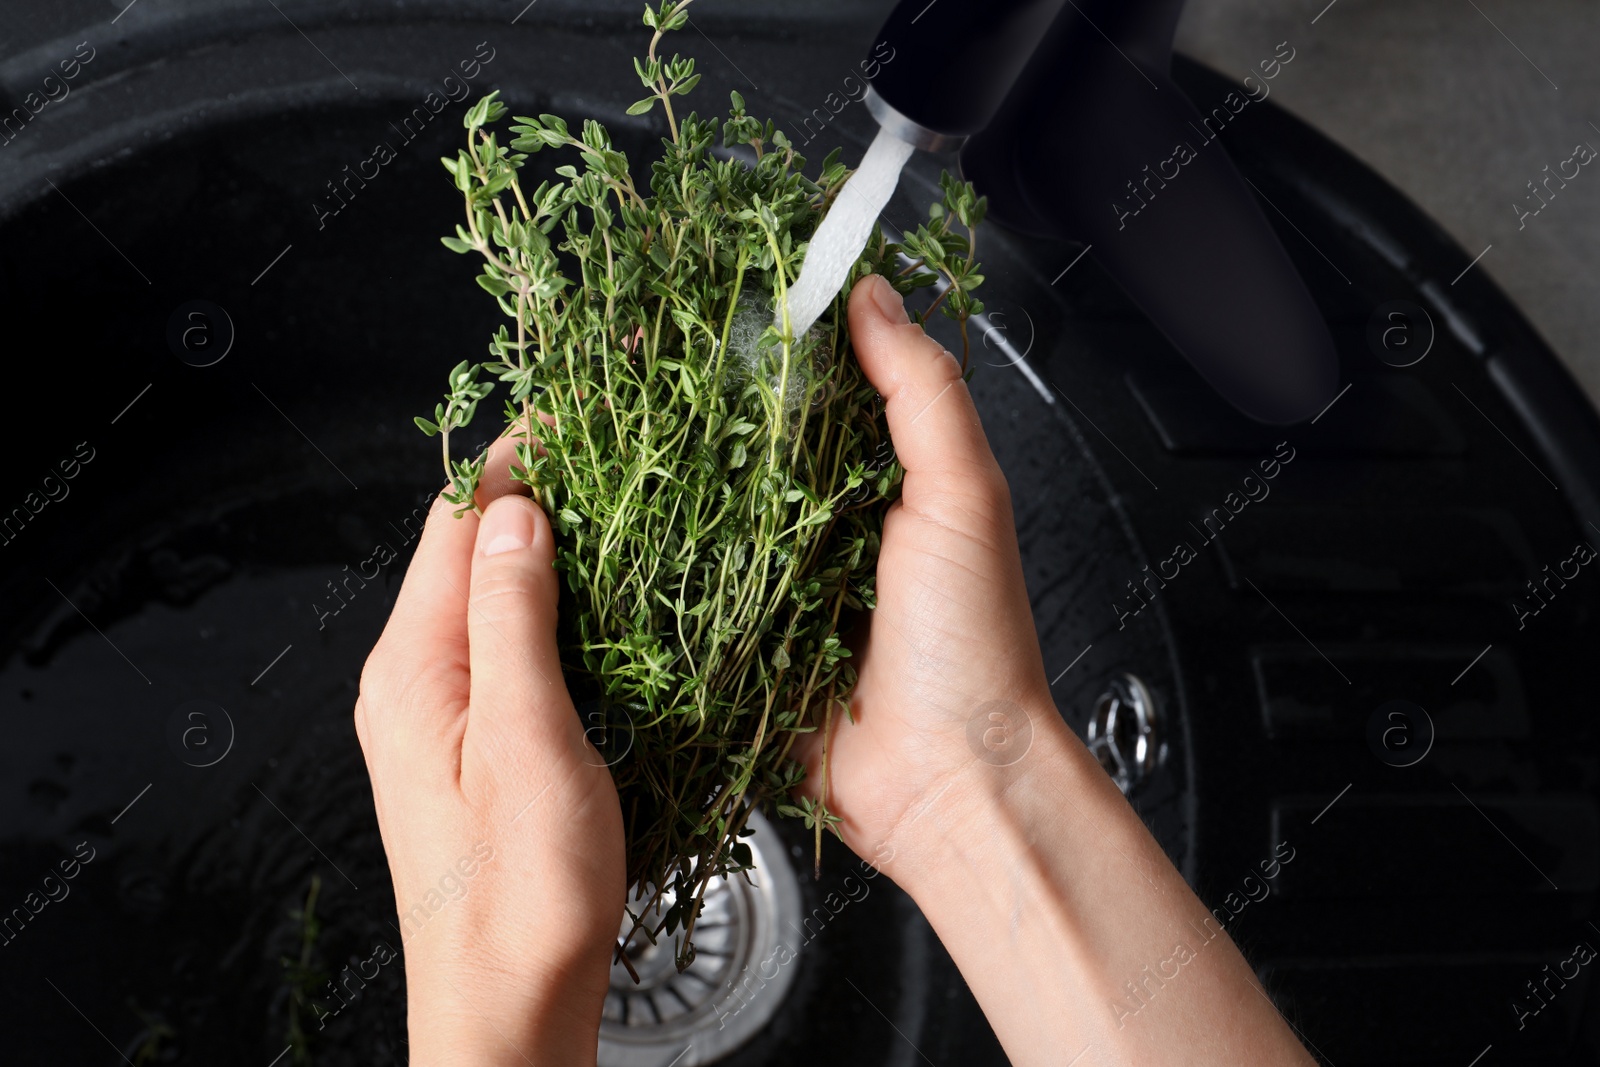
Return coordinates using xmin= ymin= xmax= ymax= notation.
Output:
xmin=890 ymin=707 xmax=1315 ymax=1067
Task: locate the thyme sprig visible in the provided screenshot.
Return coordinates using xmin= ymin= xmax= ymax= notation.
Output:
xmin=421 ymin=0 xmax=984 ymax=969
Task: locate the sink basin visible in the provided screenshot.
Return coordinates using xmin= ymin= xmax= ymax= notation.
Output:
xmin=3 ymin=4 xmax=1600 ymax=1065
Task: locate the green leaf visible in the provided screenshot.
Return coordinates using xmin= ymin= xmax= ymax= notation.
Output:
xmin=476 ymin=274 xmax=512 ymax=297
xmin=626 ymin=97 xmax=658 ymax=116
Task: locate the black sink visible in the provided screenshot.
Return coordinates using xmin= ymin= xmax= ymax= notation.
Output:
xmin=2 ymin=3 xmax=1599 ymax=1065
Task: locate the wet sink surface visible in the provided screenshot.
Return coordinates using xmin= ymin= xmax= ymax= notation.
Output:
xmin=7 ymin=6 xmax=1600 ymax=1067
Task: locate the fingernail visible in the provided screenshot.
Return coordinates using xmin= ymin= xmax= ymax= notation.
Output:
xmin=870 ymin=274 xmax=910 ymax=324
xmin=481 ymin=499 xmax=535 ymax=556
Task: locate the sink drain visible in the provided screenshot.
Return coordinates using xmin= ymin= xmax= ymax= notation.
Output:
xmin=1086 ymin=673 xmax=1164 ymax=794
xmin=598 ymin=809 xmax=802 ymax=1066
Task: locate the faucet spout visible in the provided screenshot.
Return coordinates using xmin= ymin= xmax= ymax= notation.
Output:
xmin=864 ymin=0 xmax=1072 ymax=152
xmin=864 ymin=0 xmax=1341 ymax=425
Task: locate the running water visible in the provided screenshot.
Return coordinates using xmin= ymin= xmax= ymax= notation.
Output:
xmin=777 ymin=125 xmax=916 ymax=339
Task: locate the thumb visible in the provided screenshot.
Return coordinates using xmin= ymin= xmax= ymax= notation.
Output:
xmin=465 ymin=495 xmax=574 ymax=749
xmin=847 ymin=274 xmax=1005 ymax=500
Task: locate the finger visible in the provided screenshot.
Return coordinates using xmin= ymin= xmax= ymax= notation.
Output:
xmin=359 ymin=493 xmax=475 ymax=742
xmin=848 ymin=274 xmax=1003 ymax=494
xmin=474 ymin=431 xmax=535 ymax=510
xmin=464 ymin=494 xmax=574 ymax=751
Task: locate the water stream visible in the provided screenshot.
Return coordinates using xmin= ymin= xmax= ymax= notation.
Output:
xmin=778 ymin=126 xmax=916 ymax=338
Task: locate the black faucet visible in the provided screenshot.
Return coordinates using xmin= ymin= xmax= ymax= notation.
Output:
xmin=863 ymin=0 xmax=1340 ymax=426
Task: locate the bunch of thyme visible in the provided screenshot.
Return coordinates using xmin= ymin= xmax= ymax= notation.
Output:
xmin=418 ymin=0 xmax=984 ymax=969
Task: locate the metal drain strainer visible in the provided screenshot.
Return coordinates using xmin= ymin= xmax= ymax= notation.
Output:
xmin=598 ymin=809 xmax=802 ymax=1066
xmin=1086 ymin=672 xmax=1164 ymax=794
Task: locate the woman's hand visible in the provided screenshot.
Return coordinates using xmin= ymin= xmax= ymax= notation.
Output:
xmin=355 ymin=475 xmax=624 ymax=1067
xmin=801 ymin=274 xmax=1315 ymax=1067
xmin=799 ymin=273 xmax=1061 ymax=864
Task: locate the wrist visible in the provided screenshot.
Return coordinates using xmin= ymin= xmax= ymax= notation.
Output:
xmin=405 ymin=953 xmax=608 ymax=1067
xmin=878 ymin=700 xmax=1318 ymax=1067
xmin=884 ymin=698 xmax=1111 ymax=918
